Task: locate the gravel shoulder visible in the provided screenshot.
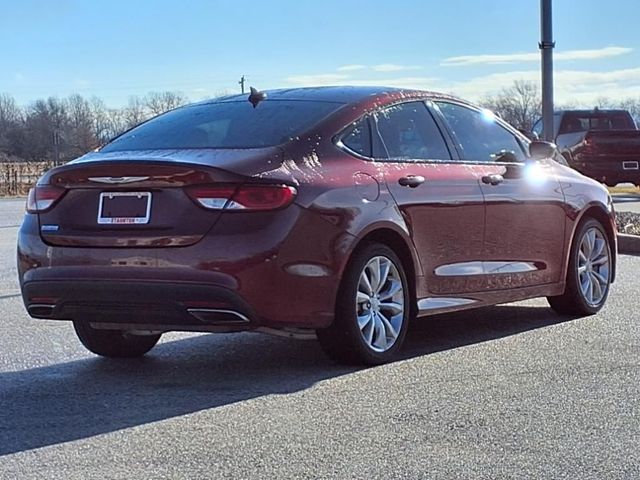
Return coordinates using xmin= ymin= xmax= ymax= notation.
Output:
xmin=616 ymin=211 xmax=640 ymax=236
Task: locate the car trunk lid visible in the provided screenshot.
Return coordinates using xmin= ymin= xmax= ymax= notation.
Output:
xmin=36 ymin=148 xmax=286 ymax=247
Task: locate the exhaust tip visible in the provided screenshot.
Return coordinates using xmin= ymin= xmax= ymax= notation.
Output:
xmin=28 ymin=304 xmax=56 ymax=318
xmin=187 ymin=308 xmax=250 ymax=324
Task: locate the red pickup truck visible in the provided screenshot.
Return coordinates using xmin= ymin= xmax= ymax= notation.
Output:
xmin=532 ymin=109 xmax=640 ymax=186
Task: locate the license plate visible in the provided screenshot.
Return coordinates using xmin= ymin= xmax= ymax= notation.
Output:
xmin=622 ymin=161 xmax=639 ymax=170
xmin=98 ymin=192 xmax=152 ymax=224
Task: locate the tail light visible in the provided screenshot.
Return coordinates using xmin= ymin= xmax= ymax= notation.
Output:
xmin=186 ymin=184 xmax=297 ymax=211
xmin=583 ymin=136 xmax=596 ymax=153
xmin=26 ymin=185 xmax=66 ymax=213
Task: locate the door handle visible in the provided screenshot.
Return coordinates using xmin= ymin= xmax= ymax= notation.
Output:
xmin=481 ymin=174 xmax=504 ymax=186
xmin=398 ymin=175 xmax=426 ymax=188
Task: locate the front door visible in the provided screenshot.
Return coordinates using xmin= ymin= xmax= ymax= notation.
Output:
xmin=371 ymin=101 xmax=486 ymax=301
xmin=434 ymin=101 xmax=566 ymax=290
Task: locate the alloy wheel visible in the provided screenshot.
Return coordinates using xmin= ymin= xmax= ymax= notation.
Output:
xmin=356 ymin=256 xmax=405 ymax=352
xmin=577 ymin=226 xmax=610 ymax=307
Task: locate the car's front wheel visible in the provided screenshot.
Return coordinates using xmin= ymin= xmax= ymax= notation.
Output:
xmin=548 ymin=218 xmax=612 ymax=316
xmin=317 ymin=243 xmax=411 ymax=365
xmin=73 ymin=321 xmax=161 ymax=358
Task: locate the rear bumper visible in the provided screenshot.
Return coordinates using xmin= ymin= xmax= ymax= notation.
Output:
xmin=571 ymin=155 xmax=640 ymax=185
xmin=21 ymin=279 xmax=257 ymax=332
xmin=17 ymin=205 xmax=351 ymax=331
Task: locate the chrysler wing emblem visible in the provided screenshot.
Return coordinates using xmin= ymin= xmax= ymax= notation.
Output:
xmin=88 ymin=176 xmax=149 ymax=184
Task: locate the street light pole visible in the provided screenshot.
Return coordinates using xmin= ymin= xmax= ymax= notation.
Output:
xmin=540 ymin=0 xmax=555 ymax=142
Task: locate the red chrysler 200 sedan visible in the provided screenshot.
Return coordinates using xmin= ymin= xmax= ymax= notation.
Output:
xmin=17 ymin=86 xmax=617 ymax=365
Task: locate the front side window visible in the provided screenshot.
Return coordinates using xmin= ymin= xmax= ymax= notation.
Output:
xmin=436 ymin=102 xmax=527 ymax=163
xmin=532 ymin=119 xmax=543 ymax=138
xmin=373 ymin=102 xmax=451 ymax=161
xmin=102 ymin=100 xmax=343 ymax=151
xmin=532 ymin=114 xmax=560 ymax=139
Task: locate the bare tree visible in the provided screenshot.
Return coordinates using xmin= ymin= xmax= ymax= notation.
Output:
xmin=66 ymin=94 xmax=98 ymax=156
xmin=144 ymin=91 xmax=188 ymax=116
xmin=123 ymin=95 xmax=148 ymax=129
xmin=89 ymin=96 xmax=111 ymax=145
xmin=0 ymin=90 xmax=190 ymax=164
xmin=0 ymin=93 xmax=23 ymax=154
xmin=618 ymin=98 xmax=640 ymax=125
xmin=87 ymin=97 xmax=126 ymax=145
xmin=20 ymin=98 xmax=68 ymax=163
xmin=0 ymin=93 xmax=22 ymax=126
xmin=481 ymin=80 xmax=542 ymax=131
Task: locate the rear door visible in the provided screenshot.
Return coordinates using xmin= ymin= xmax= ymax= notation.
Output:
xmin=434 ymin=101 xmax=566 ymax=289
xmin=372 ymin=101 xmax=486 ymax=300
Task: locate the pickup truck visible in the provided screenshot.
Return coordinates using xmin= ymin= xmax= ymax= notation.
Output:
xmin=532 ymin=109 xmax=640 ymax=186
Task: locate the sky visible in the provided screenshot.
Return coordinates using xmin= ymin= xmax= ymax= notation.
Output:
xmin=1 ymin=0 xmax=639 ymax=107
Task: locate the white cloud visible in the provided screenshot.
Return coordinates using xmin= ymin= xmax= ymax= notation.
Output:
xmin=285 ymin=73 xmax=351 ymax=84
xmin=189 ymin=87 xmax=232 ymax=99
xmin=73 ymin=78 xmax=90 ymax=88
xmin=284 ymin=73 xmax=437 ymax=89
xmin=337 ymin=64 xmax=422 ymax=72
xmin=337 ymin=64 xmax=367 ymax=72
xmin=442 ymin=46 xmax=633 ymax=66
xmin=372 ymin=64 xmax=421 ymax=72
xmin=284 ymin=61 xmax=640 ymax=106
xmin=442 ymin=67 xmax=640 ymax=104
xmin=348 ymin=77 xmax=438 ymax=89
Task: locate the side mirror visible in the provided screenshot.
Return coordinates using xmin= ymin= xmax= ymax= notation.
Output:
xmin=529 ymin=140 xmax=557 ymax=160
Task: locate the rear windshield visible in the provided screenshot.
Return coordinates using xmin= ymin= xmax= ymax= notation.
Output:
xmin=101 ymin=100 xmax=343 ymax=151
xmin=558 ymin=113 xmax=635 ymax=134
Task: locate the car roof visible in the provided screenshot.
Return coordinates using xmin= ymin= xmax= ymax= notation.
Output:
xmin=194 ymin=85 xmax=449 ymax=105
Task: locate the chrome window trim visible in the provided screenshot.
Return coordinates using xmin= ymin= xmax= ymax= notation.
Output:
xmin=431 ymin=99 xmax=530 ymax=164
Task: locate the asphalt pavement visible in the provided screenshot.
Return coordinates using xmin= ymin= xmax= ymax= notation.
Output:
xmin=0 ymin=198 xmax=639 ymax=479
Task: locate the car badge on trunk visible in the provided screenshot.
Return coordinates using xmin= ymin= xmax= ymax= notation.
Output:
xmin=88 ymin=176 xmax=149 ymax=184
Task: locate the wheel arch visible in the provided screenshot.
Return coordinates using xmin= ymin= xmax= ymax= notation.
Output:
xmin=342 ymin=225 xmax=421 ymax=307
xmin=569 ymin=204 xmax=617 ymax=283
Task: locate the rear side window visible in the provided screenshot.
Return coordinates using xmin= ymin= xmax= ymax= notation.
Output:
xmin=436 ymin=102 xmax=527 ymax=163
xmin=101 ymin=100 xmax=343 ymax=151
xmin=341 ymin=117 xmax=372 ymax=157
xmin=559 ymin=113 xmax=635 ymax=134
xmin=374 ymin=102 xmax=451 ymax=161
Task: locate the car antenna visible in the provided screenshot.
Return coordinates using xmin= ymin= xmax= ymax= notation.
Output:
xmin=248 ymin=87 xmax=267 ymax=108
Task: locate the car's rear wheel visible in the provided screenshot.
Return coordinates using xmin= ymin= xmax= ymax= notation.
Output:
xmin=317 ymin=243 xmax=411 ymax=365
xmin=73 ymin=321 xmax=161 ymax=357
xmin=548 ymin=218 xmax=612 ymax=316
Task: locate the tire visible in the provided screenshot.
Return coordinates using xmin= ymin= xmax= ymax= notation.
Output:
xmin=316 ymin=243 xmax=412 ymax=365
xmin=548 ymin=218 xmax=612 ymax=316
xmin=73 ymin=321 xmax=161 ymax=358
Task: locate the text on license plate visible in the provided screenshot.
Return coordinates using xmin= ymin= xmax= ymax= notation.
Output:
xmin=98 ymin=192 xmax=152 ymax=224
